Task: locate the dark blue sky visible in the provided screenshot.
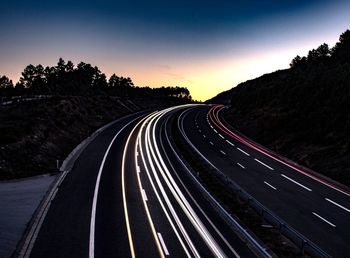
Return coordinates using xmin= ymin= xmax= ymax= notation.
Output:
xmin=1 ymin=0 xmax=349 ymax=100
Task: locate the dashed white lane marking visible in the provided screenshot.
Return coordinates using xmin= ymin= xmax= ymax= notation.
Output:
xmin=220 ymin=150 xmax=226 ymax=155
xmin=225 ymin=140 xmax=234 ymax=146
xmin=218 ymin=134 xmax=225 ymax=139
xmin=281 ymin=174 xmax=312 ymax=192
xmin=264 ymin=181 xmax=277 ymax=190
xmin=157 ymin=233 xmax=170 ymax=255
xmin=213 ymin=129 xmax=218 ymax=133
xmin=198 ymin=129 xmax=202 ymax=133
xmin=312 ymin=212 xmax=336 ymax=227
xmin=142 ymin=189 xmax=148 ymax=201
xmin=237 ymin=163 xmax=245 ymax=169
xmin=325 ymin=198 xmax=350 ymax=213
xmin=236 ymin=147 xmax=250 ymax=156
xmin=209 ymin=141 xmax=214 ymax=146
xmin=203 ymin=134 xmax=206 ymax=138
xmin=254 ymin=158 xmax=274 ymax=170
xmin=136 ymin=166 xmax=141 ymax=173
xmin=210 ymin=125 xmax=213 ymax=129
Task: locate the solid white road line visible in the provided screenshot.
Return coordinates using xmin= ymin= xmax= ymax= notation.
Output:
xmin=157 ymin=233 xmax=170 ymax=256
xmin=226 ymin=140 xmax=234 ymax=146
xmin=325 ymin=198 xmax=350 ymax=213
xmin=237 ymin=163 xmax=245 ymax=169
xmin=89 ymin=115 xmax=142 ymax=258
xmin=312 ymin=212 xmax=336 ymax=227
xmin=218 ymin=134 xmax=225 ymax=139
xmin=220 ymin=150 xmax=226 ymax=155
xmin=142 ymin=189 xmax=148 ymax=201
xmin=254 ymin=158 xmax=274 ymax=170
xmin=281 ymin=174 xmax=312 ymax=192
xmin=209 ymin=141 xmax=214 ymax=146
xmin=264 ymin=181 xmax=277 ymax=190
xmin=237 ymin=147 xmax=250 ymax=156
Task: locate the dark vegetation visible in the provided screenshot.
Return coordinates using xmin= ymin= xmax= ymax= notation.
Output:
xmin=209 ymin=29 xmax=350 ymax=186
xmin=0 ymin=58 xmax=191 ymax=99
xmin=0 ymin=59 xmax=192 ymax=179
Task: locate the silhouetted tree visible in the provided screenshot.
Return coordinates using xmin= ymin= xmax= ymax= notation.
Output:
xmin=2 ymin=57 xmax=192 ymax=100
xmin=0 ymin=75 xmax=13 ymax=89
xmin=0 ymin=75 xmax=14 ymax=96
xmin=332 ymin=29 xmax=350 ymax=63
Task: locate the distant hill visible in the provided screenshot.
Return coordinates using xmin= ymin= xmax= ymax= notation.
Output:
xmin=208 ymin=29 xmax=350 ymax=186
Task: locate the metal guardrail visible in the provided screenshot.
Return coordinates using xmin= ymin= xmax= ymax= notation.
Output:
xmin=178 ymin=108 xmax=331 ymax=258
xmin=0 ymin=95 xmax=52 ymax=106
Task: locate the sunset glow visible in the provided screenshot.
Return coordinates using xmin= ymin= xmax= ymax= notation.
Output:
xmin=1 ymin=0 xmax=349 ymax=101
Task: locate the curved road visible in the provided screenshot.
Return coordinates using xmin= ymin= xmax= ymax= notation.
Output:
xmin=27 ymin=106 xmax=258 ymax=258
xmin=25 ymin=104 xmax=350 ymax=257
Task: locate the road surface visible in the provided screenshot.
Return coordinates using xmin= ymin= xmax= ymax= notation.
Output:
xmin=24 ymin=104 xmax=350 ymax=257
xmin=27 ymin=106 xmax=259 ymax=258
xmin=179 ymin=105 xmax=350 ymax=257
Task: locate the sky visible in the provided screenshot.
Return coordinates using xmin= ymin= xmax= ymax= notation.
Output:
xmin=0 ymin=0 xmax=350 ymax=101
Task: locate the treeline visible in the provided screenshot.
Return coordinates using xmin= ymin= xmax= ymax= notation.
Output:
xmin=0 ymin=58 xmax=191 ymax=100
xmin=222 ymin=29 xmax=350 ymax=185
xmin=290 ymin=30 xmax=350 ymax=68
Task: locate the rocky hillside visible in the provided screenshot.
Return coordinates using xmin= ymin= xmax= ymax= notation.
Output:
xmin=209 ymin=29 xmax=350 ymax=186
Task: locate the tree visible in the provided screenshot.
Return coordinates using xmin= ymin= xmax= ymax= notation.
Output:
xmin=20 ymin=64 xmax=36 ymax=88
xmin=316 ymin=43 xmax=331 ymax=58
xmin=0 ymin=75 xmax=13 ymax=89
xmin=332 ymin=29 xmax=350 ymax=63
xmin=91 ymin=66 xmax=107 ymax=91
xmin=108 ymin=74 xmax=120 ymax=88
xmin=290 ymin=55 xmax=301 ymax=68
xmin=19 ymin=64 xmax=47 ymax=94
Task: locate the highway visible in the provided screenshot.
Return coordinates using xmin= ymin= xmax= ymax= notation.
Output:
xmin=27 ymin=106 xmax=259 ymax=258
xmin=180 ymin=105 xmax=350 ymax=257
xmin=25 ymin=104 xmax=350 ymax=257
